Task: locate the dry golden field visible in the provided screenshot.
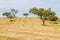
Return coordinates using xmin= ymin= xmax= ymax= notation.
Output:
xmin=0 ymin=18 xmax=60 ymax=40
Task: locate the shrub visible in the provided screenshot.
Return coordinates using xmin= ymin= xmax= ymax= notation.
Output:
xmin=48 ymin=15 xmax=58 ymax=21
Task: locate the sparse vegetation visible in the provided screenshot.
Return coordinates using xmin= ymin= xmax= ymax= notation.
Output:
xmin=2 ymin=9 xmax=18 ymax=22
xmin=0 ymin=0 xmax=60 ymax=40
xmin=3 ymin=12 xmax=12 ymax=18
xmin=23 ymin=13 xmax=29 ymax=18
xmin=0 ymin=6 xmax=60 ymax=40
xmin=29 ymin=7 xmax=58 ymax=25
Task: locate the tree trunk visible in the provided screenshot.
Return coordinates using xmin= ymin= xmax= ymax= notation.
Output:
xmin=40 ymin=16 xmax=45 ymax=25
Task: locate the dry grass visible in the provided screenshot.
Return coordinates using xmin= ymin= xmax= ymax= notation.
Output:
xmin=0 ymin=18 xmax=60 ymax=40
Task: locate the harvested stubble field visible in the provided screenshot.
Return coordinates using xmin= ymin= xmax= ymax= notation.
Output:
xmin=0 ymin=18 xmax=60 ymax=40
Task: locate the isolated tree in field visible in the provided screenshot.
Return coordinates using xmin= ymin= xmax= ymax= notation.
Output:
xmin=3 ymin=12 xmax=11 ymax=18
xmin=3 ymin=9 xmax=18 ymax=18
xmin=29 ymin=7 xmax=48 ymax=25
xmin=29 ymin=7 xmax=57 ymax=25
xmin=3 ymin=12 xmax=14 ymax=21
xmin=3 ymin=9 xmax=18 ymax=22
xmin=23 ymin=13 xmax=29 ymax=18
xmin=10 ymin=9 xmax=18 ymax=17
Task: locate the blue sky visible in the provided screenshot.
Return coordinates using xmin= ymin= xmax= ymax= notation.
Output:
xmin=0 ymin=0 xmax=60 ymax=17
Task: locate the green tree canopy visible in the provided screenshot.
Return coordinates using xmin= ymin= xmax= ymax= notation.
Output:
xmin=29 ymin=7 xmax=57 ymax=25
xmin=23 ymin=13 xmax=29 ymax=17
xmin=3 ymin=12 xmax=11 ymax=18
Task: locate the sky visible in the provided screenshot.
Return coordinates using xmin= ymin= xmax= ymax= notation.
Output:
xmin=0 ymin=0 xmax=60 ymax=17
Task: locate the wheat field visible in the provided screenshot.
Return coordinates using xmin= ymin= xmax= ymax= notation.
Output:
xmin=0 ymin=18 xmax=60 ymax=40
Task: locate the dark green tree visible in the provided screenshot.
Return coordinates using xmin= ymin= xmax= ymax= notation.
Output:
xmin=29 ymin=7 xmax=48 ymax=25
xmin=3 ymin=12 xmax=11 ymax=18
xmin=48 ymin=15 xmax=58 ymax=21
xmin=29 ymin=7 xmax=58 ymax=25
xmin=23 ymin=13 xmax=29 ymax=18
